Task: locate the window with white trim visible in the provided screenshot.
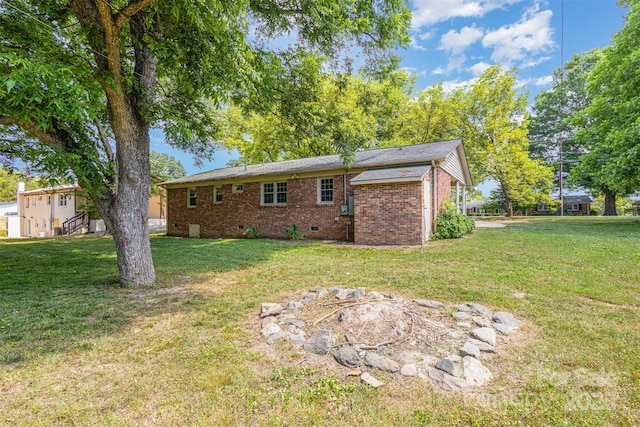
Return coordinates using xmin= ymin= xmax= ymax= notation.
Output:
xmin=47 ymin=195 xmax=51 ymax=205
xmin=317 ymin=178 xmax=334 ymax=204
xmin=26 ymin=197 xmax=29 ymax=208
xmin=232 ymin=184 xmax=243 ymax=194
xmin=261 ymin=182 xmax=287 ymax=205
xmin=187 ymin=188 xmax=197 ymax=208
xmin=569 ymin=204 xmax=579 ymax=211
xmin=538 ymin=203 xmax=549 ymax=211
xmin=35 ymin=219 xmax=39 ymax=227
xmin=213 ymin=186 xmax=223 ymax=204
xmin=42 ymin=218 xmax=47 ymax=229
xmin=59 ymin=194 xmax=69 ymax=207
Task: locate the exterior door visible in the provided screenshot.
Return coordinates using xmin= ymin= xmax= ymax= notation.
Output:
xmin=423 ymin=180 xmax=430 ymax=242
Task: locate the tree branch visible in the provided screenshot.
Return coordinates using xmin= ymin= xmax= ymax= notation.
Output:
xmin=95 ymin=120 xmax=115 ymax=164
xmin=0 ymin=115 xmax=19 ymax=126
xmin=114 ymin=0 xmax=152 ymax=30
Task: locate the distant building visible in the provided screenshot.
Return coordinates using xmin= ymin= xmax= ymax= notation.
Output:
xmin=15 ymin=182 xmax=165 ymax=237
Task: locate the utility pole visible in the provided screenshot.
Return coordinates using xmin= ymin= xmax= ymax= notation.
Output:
xmin=559 ymin=0 xmax=565 ymax=217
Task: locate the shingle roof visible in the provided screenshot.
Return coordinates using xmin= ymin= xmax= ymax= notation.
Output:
xmin=19 ymin=183 xmax=80 ymax=195
xmin=351 ymin=165 xmax=431 ymax=185
xmin=163 ymin=139 xmax=463 ymax=186
xmin=554 ymin=194 xmax=593 ymax=204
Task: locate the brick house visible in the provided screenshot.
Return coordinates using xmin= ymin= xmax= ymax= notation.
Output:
xmin=163 ymin=139 xmax=472 ymax=245
xmin=535 ymin=194 xmax=593 ymax=216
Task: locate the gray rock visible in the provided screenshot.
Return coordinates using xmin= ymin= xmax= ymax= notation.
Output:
xmin=435 ymin=356 xmax=463 ymax=377
xmin=414 ymin=299 xmax=446 ymax=309
xmin=456 ymin=321 xmax=472 ymax=329
xmin=259 ymin=303 xmax=283 ymax=318
xmin=463 ymin=356 xmax=492 ymax=386
xmin=452 ymin=311 xmax=472 ymax=320
xmin=460 ymin=342 xmax=480 ymax=359
xmin=492 ymin=312 xmax=519 ymax=335
xmin=428 ymin=368 xmax=471 ymax=392
xmin=261 ymin=316 xmax=275 ymax=329
xmin=285 ymin=326 xmax=306 ymax=337
xmin=285 ymin=333 xmax=306 ymax=349
xmin=458 ymin=303 xmax=492 ymax=317
xmin=400 ymin=364 xmax=418 ymax=377
xmin=285 ymin=301 xmax=304 ymax=311
xmin=393 ymin=350 xmax=439 ymax=367
xmin=266 ymin=331 xmax=288 ymax=345
xmin=303 ymin=330 xmax=333 ymax=355
xmin=364 ymin=352 xmax=400 ymax=373
xmin=335 ymin=287 xmax=366 ymax=300
xmin=493 ymin=323 xmax=515 ymax=335
xmin=334 ymin=346 xmax=361 ymax=368
xmin=435 ymin=358 xmax=455 ymax=376
xmin=360 ymin=372 xmax=383 ymax=388
xmin=261 ymin=322 xmax=282 ymax=337
xmin=281 ymin=318 xmax=306 ymax=328
xmin=493 ymin=311 xmax=519 ymax=327
xmin=368 ymin=291 xmax=384 ymax=300
xmin=472 ymin=316 xmax=492 ymax=328
xmin=471 ymin=327 xmax=496 ymax=347
xmin=378 ymin=345 xmax=390 ymax=356
xmin=310 ymin=287 xmax=328 ymax=298
xmin=466 ymin=338 xmax=496 ymax=353
xmin=300 ymin=292 xmax=317 ymax=300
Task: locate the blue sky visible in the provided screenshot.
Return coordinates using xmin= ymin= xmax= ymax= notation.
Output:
xmin=154 ymin=0 xmax=628 ymax=187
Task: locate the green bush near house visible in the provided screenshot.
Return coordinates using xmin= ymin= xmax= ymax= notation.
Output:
xmin=434 ymin=210 xmax=476 ymax=239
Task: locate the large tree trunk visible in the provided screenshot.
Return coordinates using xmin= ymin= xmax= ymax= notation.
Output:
xmin=603 ymin=190 xmax=618 ymax=216
xmin=70 ymin=1 xmax=157 ymax=286
xmin=95 ymin=120 xmax=156 ymax=287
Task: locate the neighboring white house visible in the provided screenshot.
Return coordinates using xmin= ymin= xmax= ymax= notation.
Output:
xmin=15 ymin=182 xmax=166 ymax=237
xmin=1 ymin=200 xmax=18 ymax=237
xmin=17 ymin=182 xmax=84 ymax=237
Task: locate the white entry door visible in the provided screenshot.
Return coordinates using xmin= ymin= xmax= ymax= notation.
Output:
xmin=423 ymin=181 xmax=431 ymax=242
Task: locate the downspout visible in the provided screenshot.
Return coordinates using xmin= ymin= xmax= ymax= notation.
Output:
xmin=343 ymin=171 xmax=347 ymax=205
xmin=344 ymin=171 xmax=349 ymax=241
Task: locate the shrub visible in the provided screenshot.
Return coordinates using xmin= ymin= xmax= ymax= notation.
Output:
xmin=242 ymin=226 xmax=260 ymax=238
xmin=433 ymin=210 xmax=475 ymax=239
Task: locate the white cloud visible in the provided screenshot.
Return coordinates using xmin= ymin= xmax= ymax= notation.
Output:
xmin=411 ymin=0 xmax=522 ymax=29
xmin=468 ymin=61 xmax=492 ymax=76
xmin=447 ymin=55 xmax=468 ymax=72
xmin=409 ymin=36 xmax=428 ymax=51
xmin=403 ymin=66 xmax=429 ymax=77
xmin=418 ymin=30 xmax=436 ymax=41
xmin=440 ymin=78 xmax=478 ymax=93
xmin=521 ymin=75 xmax=554 ymax=87
xmin=439 ymin=26 xmax=484 ymax=55
xmin=521 ymin=55 xmax=553 ymax=69
xmin=432 ymin=67 xmax=447 ymax=75
xmin=482 ymin=4 xmax=554 ymax=65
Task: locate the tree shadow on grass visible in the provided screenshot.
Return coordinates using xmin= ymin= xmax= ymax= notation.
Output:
xmin=0 ymin=235 xmax=294 ymax=365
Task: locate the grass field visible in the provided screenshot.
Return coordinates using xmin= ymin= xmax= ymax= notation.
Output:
xmin=1 ymin=217 xmax=639 ymax=426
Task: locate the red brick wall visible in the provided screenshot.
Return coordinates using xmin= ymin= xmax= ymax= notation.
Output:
xmin=166 ymin=174 xmax=357 ymax=240
xmin=353 ymin=181 xmax=424 ymax=245
xmin=436 ymin=167 xmax=453 ymax=214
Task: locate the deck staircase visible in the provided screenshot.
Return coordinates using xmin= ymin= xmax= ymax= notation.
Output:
xmin=62 ymin=212 xmax=89 ymax=235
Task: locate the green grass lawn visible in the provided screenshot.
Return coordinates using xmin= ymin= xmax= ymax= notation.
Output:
xmin=1 ymin=217 xmax=639 ymax=426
